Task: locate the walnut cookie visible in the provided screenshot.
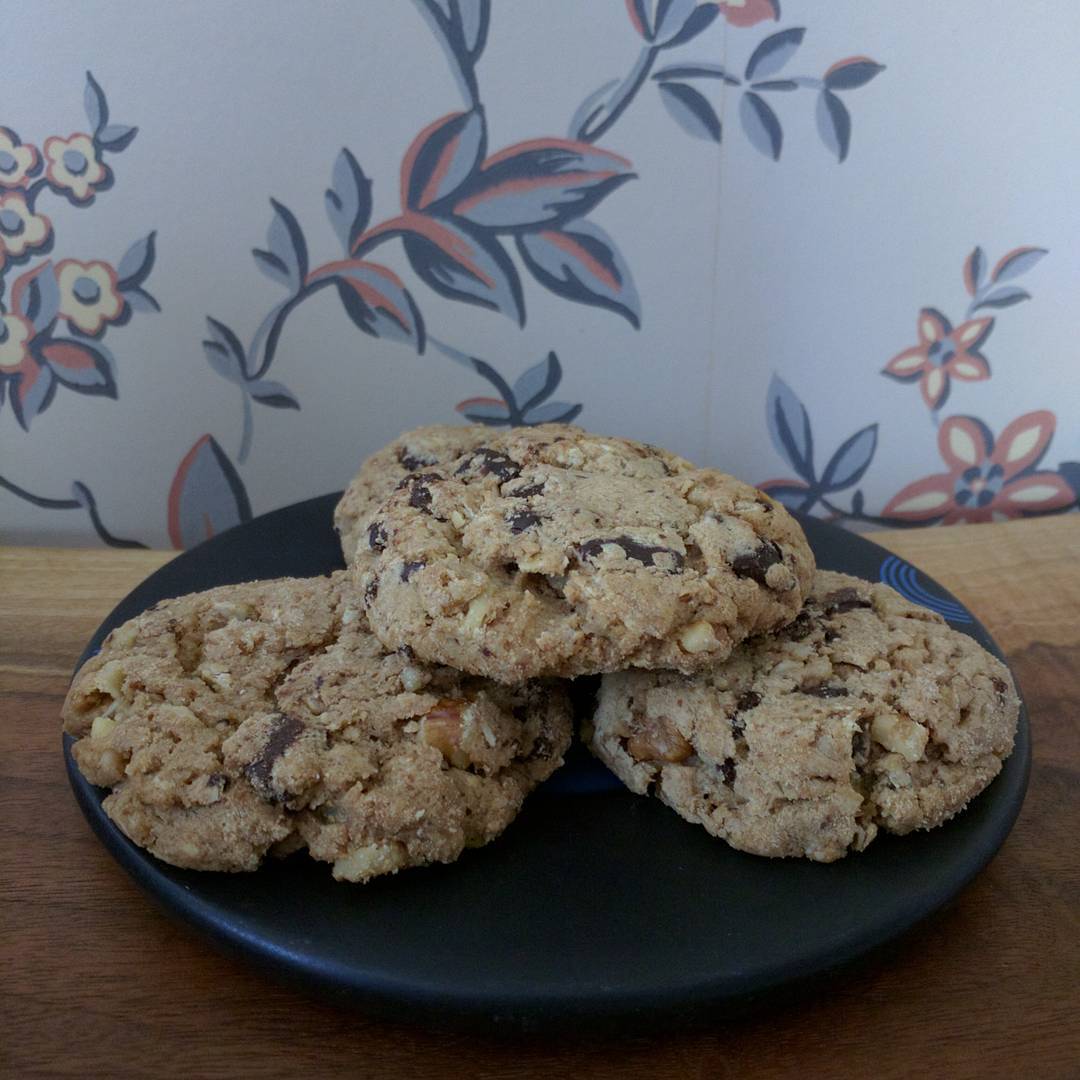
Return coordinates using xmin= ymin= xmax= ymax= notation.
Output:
xmin=62 ymin=573 xmax=571 ymax=881
xmin=586 ymin=571 xmax=1020 ymax=862
xmin=354 ymin=426 xmax=815 ymax=683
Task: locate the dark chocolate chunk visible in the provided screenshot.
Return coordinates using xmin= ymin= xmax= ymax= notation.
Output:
xmin=823 ymin=587 xmax=872 ymax=614
xmin=510 ymin=480 xmax=546 ymax=498
xmin=823 ymin=627 xmax=840 ymax=643
xmin=720 ymin=757 xmax=737 ymax=786
xmin=991 ymin=676 xmax=1007 ymax=695
xmin=456 ymin=447 xmax=521 ymax=482
xmin=398 ymin=643 xmax=416 ymax=660
xmin=784 ymin=610 xmax=813 ymax=640
xmin=736 ymin=690 xmax=761 ymax=712
xmin=364 ymin=579 xmax=378 ymax=604
xmin=507 ymin=508 xmax=542 ymax=534
xmin=207 ymin=772 xmax=227 ymax=789
xmin=368 ymin=521 xmax=387 ymax=551
xmin=800 ymin=682 xmax=849 ymax=698
xmin=396 ymin=472 xmax=442 ymax=512
xmin=731 ymin=539 xmax=783 ymax=586
xmin=730 ymin=716 xmax=746 ymax=740
xmin=576 ymin=535 xmax=684 ymax=571
xmin=245 ymin=714 xmax=304 ymax=800
xmin=397 ymin=446 xmax=436 ymax=472
xmin=401 ymin=560 xmax=425 ymax=582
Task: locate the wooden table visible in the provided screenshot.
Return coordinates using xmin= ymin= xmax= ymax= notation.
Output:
xmin=3 ymin=518 xmax=1079 ymax=1079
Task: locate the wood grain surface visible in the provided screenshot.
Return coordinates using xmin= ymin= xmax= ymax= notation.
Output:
xmin=3 ymin=517 xmax=1078 ymax=1080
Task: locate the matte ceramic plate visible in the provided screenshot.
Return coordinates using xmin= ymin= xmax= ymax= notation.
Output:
xmin=63 ymin=495 xmax=1029 ymax=1031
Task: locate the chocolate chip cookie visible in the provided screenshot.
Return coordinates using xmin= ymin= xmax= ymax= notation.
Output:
xmin=62 ymin=573 xmax=571 ymax=881
xmin=355 ymin=426 xmax=814 ymax=682
xmin=586 ymin=571 xmax=1019 ymax=861
xmin=334 ymin=425 xmax=497 ymax=563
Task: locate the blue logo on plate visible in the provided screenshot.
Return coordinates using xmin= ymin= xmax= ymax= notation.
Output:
xmin=879 ymin=555 xmax=972 ymax=624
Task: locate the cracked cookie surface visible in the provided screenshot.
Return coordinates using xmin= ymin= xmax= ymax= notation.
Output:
xmin=62 ymin=572 xmax=571 ymax=881
xmin=355 ymin=426 xmax=814 ymax=682
xmin=586 ymin=571 xmax=1019 ymax=862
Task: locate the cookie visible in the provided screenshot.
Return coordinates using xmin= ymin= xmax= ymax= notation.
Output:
xmin=334 ymin=425 xmax=497 ymax=564
xmin=586 ymin=571 xmax=1019 ymax=862
xmin=355 ymin=426 xmax=814 ymax=682
xmin=62 ymin=573 xmax=571 ymax=881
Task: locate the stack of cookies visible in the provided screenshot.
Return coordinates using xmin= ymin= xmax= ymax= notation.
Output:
xmin=63 ymin=424 xmax=1020 ymax=882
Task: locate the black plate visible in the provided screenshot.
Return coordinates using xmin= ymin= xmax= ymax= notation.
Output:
xmin=63 ymin=495 xmax=1029 ymax=1031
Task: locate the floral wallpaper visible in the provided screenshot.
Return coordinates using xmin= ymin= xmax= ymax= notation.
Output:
xmin=2 ymin=0 xmax=1077 ymax=547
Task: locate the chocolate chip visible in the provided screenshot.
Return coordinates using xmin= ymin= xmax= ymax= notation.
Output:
xmin=576 ymin=535 xmax=684 ymax=571
xmin=315 ymin=675 xmax=324 ymax=690
xmin=396 ymin=472 xmax=442 ymax=512
xmin=823 ymin=628 xmax=840 ymax=643
xmin=401 ymin=560 xmax=425 ymax=582
xmin=368 ymin=521 xmax=387 ymax=551
xmin=456 ymin=447 xmax=521 ymax=482
xmin=720 ymin=757 xmax=737 ymax=786
xmin=510 ymin=480 xmax=546 ymax=498
xmin=207 ymin=772 xmax=226 ymax=789
xmin=800 ymin=682 xmax=849 ymax=698
xmin=736 ymin=690 xmax=761 ymax=712
xmin=397 ymin=446 xmax=436 ymax=472
xmin=731 ymin=540 xmax=783 ymax=586
xmin=523 ymin=714 xmax=558 ymax=762
xmin=507 ymin=509 xmax=542 ymax=534
xmin=398 ymin=643 xmax=416 ymax=660
xmin=364 ymin=579 xmax=378 ymax=604
xmin=823 ymin=587 xmax=872 ymax=614
xmin=784 ymin=610 xmax=813 ymax=641
xmin=528 ymin=733 xmax=554 ymax=760
xmin=245 ymin=714 xmax=304 ymax=801
xmin=991 ymin=676 xmax=1007 ymax=695
xmin=730 ymin=691 xmax=758 ymax=740
xmin=852 ymin=731 xmax=869 ymax=764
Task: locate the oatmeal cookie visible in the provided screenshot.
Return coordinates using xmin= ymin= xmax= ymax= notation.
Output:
xmin=63 ymin=573 xmax=571 ymax=881
xmin=356 ymin=426 xmax=813 ymax=681
xmin=587 ymin=571 xmax=1019 ymax=861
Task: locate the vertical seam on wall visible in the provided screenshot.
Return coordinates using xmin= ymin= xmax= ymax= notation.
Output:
xmin=703 ymin=16 xmax=729 ymax=467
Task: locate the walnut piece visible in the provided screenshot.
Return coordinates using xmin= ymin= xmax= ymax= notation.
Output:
xmin=419 ymin=698 xmax=473 ymax=768
xmin=627 ymin=716 xmax=693 ymax=764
